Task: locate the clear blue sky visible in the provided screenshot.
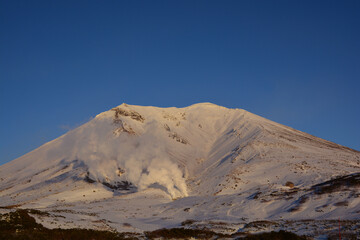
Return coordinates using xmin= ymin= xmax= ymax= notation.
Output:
xmin=1 ymin=0 xmax=359 ymax=165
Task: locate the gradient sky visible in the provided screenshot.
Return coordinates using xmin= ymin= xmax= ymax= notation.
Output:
xmin=1 ymin=0 xmax=359 ymax=165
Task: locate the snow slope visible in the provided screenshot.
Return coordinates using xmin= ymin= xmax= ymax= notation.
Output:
xmin=0 ymin=103 xmax=359 ymax=235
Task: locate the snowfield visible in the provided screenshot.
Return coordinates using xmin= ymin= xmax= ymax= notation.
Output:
xmin=0 ymin=103 xmax=359 ymax=238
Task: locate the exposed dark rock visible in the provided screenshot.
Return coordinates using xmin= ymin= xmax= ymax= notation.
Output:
xmin=102 ymin=181 xmax=134 ymax=190
xmin=111 ymin=108 xmax=145 ymax=123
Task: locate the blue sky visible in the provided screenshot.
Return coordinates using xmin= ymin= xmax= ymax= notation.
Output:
xmin=1 ymin=0 xmax=359 ymax=165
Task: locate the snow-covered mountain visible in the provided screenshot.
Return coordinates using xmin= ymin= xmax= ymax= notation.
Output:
xmin=0 ymin=103 xmax=359 ymax=235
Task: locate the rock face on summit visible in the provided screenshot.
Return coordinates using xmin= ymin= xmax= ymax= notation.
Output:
xmin=0 ymin=103 xmax=359 ymax=233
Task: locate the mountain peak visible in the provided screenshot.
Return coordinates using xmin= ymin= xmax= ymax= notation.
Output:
xmin=187 ymin=102 xmax=222 ymax=108
xmin=1 ymin=103 xmax=359 ymax=233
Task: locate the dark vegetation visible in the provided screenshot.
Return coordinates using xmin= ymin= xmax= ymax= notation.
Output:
xmin=0 ymin=209 xmax=136 ymax=240
xmin=244 ymin=220 xmax=278 ymax=229
xmin=181 ymin=219 xmax=196 ymax=226
xmin=145 ymin=228 xmax=220 ymax=239
xmin=327 ymin=232 xmax=360 ymax=240
xmin=310 ymin=172 xmax=360 ymax=194
xmin=145 ymin=228 xmax=308 ymax=239
xmin=0 ymin=209 xmax=310 ymax=240
xmin=287 ymin=172 xmax=360 ymax=212
xmin=243 ymin=230 xmax=307 ymax=240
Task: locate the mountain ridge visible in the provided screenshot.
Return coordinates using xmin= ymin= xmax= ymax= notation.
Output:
xmin=0 ymin=103 xmax=359 ymax=236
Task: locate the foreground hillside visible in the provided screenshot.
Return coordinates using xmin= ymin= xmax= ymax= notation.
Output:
xmin=1 ymin=209 xmax=313 ymax=239
xmin=0 ymin=103 xmax=359 ymax=238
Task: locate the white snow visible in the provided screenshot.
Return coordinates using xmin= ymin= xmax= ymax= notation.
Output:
xmin=0 ymin=102 xmax=359 ymax=237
